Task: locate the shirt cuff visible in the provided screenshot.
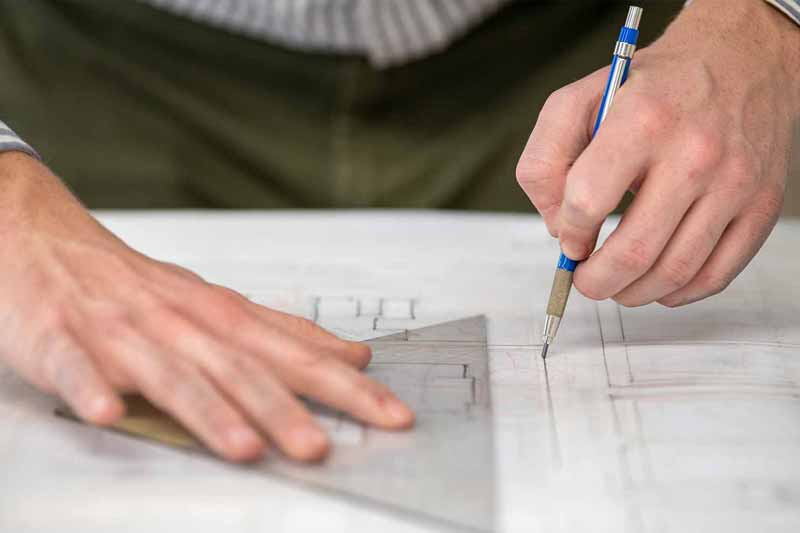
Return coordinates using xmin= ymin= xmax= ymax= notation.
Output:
xmin=0 ymin=119 xmax=40 ymax=160
xmin=765 ymin=0 xmax=800 ymax=25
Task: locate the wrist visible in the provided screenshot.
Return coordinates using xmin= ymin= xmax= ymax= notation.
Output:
xmin=662 ymin=0 xmax=800 ymax=114
xmin=0 ymin=152 xmax=97 ymax=243
xmin=0 ymin=152 xmax=49 ymax=225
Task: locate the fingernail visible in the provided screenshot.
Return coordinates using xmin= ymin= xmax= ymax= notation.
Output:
xmin=560 ymin=240 xmax=587 ymax=260
xmin=226 ymin=426 xmax=263 ymax=455
xmin=385 ymin=399 xmax=414 ymax=427
xmin=85 ymin=394 xmax=123 ymax=425
xmin=292 ymin=426 xmax=329 ymax=459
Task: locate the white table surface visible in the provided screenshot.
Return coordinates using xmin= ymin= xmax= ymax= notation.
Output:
xmin=1 ymin=210 xmax=799 ymax=533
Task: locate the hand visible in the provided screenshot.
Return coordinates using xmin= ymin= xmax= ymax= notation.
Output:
xmin=517 ymin=0 xmax=800 ymax=307
xmin=0 ymin=153 xmax=414 ymax=462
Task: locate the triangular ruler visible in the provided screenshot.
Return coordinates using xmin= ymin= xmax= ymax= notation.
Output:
xmin=57 ymin=316 xmax=495 ymax=531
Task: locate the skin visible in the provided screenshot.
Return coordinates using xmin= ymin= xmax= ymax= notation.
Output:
xmin=0 ymin=152 xmax=413 ymax=462
xmin=517 ymin=0 xmax=800 ymax=308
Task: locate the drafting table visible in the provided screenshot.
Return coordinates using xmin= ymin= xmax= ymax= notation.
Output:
xmin=1 ymin=211 xmax=799 ymax=533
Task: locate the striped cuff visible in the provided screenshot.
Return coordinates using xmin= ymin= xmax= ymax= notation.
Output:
xmin=765 ymin=0 xmax=800 ymax=24
xmin=0 ymin=120 xmax=40 ymax=160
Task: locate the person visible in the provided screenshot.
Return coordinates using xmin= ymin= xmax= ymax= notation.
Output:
xmin=0 ymin=0 xmax=797 ymax=463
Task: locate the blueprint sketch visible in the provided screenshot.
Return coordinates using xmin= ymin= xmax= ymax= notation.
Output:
xmin=1 ymin=211 xmax=799 ymax=533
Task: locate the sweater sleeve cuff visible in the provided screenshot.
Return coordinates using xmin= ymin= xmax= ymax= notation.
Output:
xmin=765 ymin=0 xmax=800 ymax=25
xmin=0 ymin=120 xmax=40 ymax=160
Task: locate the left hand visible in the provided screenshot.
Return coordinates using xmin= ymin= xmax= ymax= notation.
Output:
xmin=516 ymin=0 xmax=800 ymax=307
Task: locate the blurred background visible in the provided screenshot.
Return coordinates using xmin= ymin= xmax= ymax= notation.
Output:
xmin=0 ymin=0 xmax=797 ymax=215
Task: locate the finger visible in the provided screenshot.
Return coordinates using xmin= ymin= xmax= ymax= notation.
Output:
xmin=165 ymin=288 xmax=413 ymax=428
xmin=131 ymin=354 xmax=266 ymax=462
xmin=612 ymin=193 xmax=737 ymax=306
xmin=516 ymin=73 xmax=606 ymax=235
xmin=572 ymin=158 xmax=698 ymax=300
xmin=558 ymin=93 xmax=673 ymax=260
xmin=142 ymin=312 xmax=330 ymax=462
xmin=658 ymin=194 xmax=782 ymax=307
xmin=41 ymin=335 xmax=125 ymax=425
xmin=71 ymin=317 xmax=266 ymax=462
xmin=205 ymin=353 xmax=330 ymax=462
xmin=247 ymin=303 xmax=372 ymax=370
xmin=275 ymin=353 xmax=414 ymax=430
xmin=181 ymin=284 xmax=372 ymax=370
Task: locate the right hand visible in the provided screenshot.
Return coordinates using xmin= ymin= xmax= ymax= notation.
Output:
xmin=0 ymin=152 xmax=414 ymax=462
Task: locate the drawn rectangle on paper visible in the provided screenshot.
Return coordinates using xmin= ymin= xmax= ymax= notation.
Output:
xmin=611 ymin=344 xmax=800 ymax=390
xmin=599 ymin=300 xmax=800 ymax=391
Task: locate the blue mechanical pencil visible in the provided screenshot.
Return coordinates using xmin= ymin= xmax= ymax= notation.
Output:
xmin=541 ymin=5 xmax=643 ymax=359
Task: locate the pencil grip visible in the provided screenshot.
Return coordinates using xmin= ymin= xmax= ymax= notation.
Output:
xmin=546 ymin=268 xmax=573 ymax=318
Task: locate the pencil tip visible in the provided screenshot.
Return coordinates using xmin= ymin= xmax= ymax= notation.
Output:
xmin=541 ymin=343 xmax=549 ymax=360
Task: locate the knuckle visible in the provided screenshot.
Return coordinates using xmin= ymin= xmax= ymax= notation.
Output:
xmin=349 ymin=342 xmax=372 ymax=367
xmin=694 ymin=270 xmax=731 ymax=299
xmin=681 ymin=128 xmax=723 ymax=176
xmin=657 ymin=256 xmax=696 ymax=290
xmin=613 ymin=237 xmax=654 ymax=274
xmin=515 ymin=154 xmax=558 ymax=189
xmin=205 ymin=284 xmax=247 ymax=307
xmin=628 ymin=94 xmax=672 ymax=137
xmin=564 ymin=181 xmax=607 ymax=222
xmin=158 ymin=261 xmax=204 ymax=281
xmin=201 ymin=286 xmax=252 ymax=329
xmin=515 ymin=153 xmax=565 ymax=213
xmin=543 ymin=84 xmax=581 ymax=113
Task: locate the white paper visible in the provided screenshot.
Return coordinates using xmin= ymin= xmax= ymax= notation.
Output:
xmin=1 ymin=210 xmax=798 ymax=533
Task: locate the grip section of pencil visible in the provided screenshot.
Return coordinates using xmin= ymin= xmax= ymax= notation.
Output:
xmin=545 ymin=268 xmax=574 ymax=318
xmin=542 ymin=253 xmax=577 ymax=344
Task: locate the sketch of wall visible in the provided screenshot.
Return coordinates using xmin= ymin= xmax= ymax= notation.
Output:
xmin=592 ymin=298 xmax=800 ymax=532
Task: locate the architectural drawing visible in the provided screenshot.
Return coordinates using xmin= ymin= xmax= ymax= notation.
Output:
xmin=1 ymin=212 xmax=798 ymax=533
